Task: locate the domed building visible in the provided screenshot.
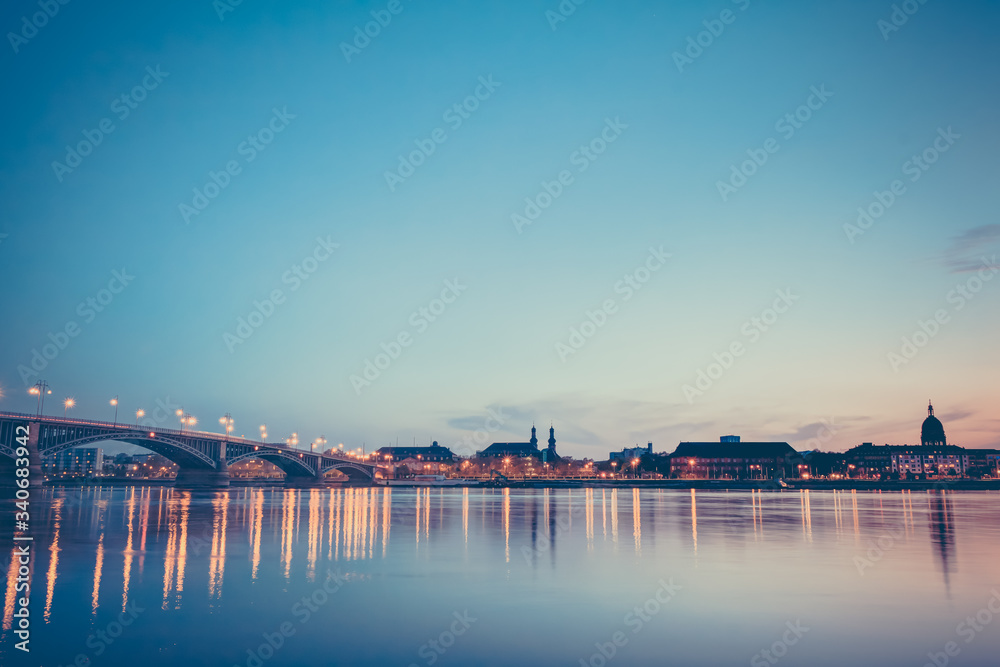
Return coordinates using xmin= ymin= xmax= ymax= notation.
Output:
xmin=921 ymin=401 xmax=947 ymax=447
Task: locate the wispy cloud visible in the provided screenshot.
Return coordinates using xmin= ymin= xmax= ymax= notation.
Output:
xmin=939 ymin=224 xmax=1000 ymax=273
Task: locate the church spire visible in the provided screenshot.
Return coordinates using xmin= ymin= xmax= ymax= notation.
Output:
xmin=928 ymin=400 xmax=934 ymax=417
xmin=530 ymin=424 xmax=537 ymax=447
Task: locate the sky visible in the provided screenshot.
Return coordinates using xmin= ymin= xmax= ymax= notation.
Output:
xmin=1 ymin=0 xmax=998 ymax=458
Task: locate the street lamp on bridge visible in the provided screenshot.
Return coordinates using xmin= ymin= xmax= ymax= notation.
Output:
xmin=63 ymin=397 xmax=75 ymax=418
xmin=110 ymin=396 xmax=119 ymax=426
xmin=135 ymin=408 xmax=145 ymax=425
xmin=28 ymin=381 xmax=52 ymax=416
xmin=176 ymin=409 xmax=196 ymax=431
xmin=312 ymin=435 xmax=326 ymax=454
xmin=219 ymin=413 xmax=234 ymax=439
xmin=259 ymin=424 xmax=268 ymax=442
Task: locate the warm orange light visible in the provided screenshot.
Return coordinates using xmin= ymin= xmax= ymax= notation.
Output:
xmin=64 ymin=398 xmax=75 ymax=409
xmin=110 ymin=398 xmax=118 ymax=406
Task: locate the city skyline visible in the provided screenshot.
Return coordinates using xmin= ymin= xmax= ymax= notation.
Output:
xmin=0 ymin=386 xmax=992 ymax=460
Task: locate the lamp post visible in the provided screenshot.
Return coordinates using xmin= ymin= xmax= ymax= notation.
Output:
xmin=110 ymin=396 xmax=119 ymax=426
xmin=219 ymin=413 xmax=234 ymax=440
xmin=176 ymin=409 xmax=196 ymax=431
xmin=259 ymin=425 xmax=268 ymax=442
xmin=28 ymin=381 xmax=52 ymax=416
xmin=63 ymin=397 xmax=75 ymax=418
xmin=313 ymin=435 xmax=326 ymax=454
xmin=135 ymin=409 xmax=145 ymax=426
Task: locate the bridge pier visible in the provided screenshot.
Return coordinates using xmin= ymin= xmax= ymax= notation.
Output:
xmin=174 ymin=466 xmax=230 ymax=489
xmin=26 ymin=421 xmax=43 ymax=488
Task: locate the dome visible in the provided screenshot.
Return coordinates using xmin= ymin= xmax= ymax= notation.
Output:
xmin=921 ymin=402 xmax=946 ymax=446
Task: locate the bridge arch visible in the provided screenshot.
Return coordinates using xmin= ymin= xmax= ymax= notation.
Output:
xmin=228 ymin=450 xmax=317 ymax=477
xmin=42 ymin=433 xmax=218 ymax=470
xmin=320 ymin=461 xmax=375 ymax=482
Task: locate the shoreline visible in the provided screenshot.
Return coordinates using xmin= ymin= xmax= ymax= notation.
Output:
xmin=37 ymin=478 xmax=1000 ymax=491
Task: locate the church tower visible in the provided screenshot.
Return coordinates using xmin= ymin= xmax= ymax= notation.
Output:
xmin=530 ymin=424 xmax=538 ymax=448
xmin=547 ymin=424 xmax=556 ymax=453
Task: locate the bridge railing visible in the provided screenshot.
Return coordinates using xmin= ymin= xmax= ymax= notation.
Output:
xmin=0 ymin=410 xmax=378 ymax=466
xmin=0 ymin=410 xmax=272 ymax=447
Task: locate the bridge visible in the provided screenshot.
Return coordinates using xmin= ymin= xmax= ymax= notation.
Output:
xmin=0 ymin=411 xmax=383 ymax=488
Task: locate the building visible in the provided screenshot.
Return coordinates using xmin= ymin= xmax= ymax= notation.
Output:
xmin=478 ymin=425 xmax=560 ymax=463
xmin=669 ymin=438 xmax=796 ymax=479
xmin=374 ymin=441 xmax=455 ymax=463
xmin=44 ymin=447 xmax=104 ymax=478
xmin=845 ymin=403 xmax=970 ymax=479
xmin=609 ymin=443 xmax=653 ymax=462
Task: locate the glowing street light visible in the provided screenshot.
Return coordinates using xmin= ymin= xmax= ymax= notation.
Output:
xmin=175 ymin=409 xmax=196 ymax=431
xmin=110 ymin=396 xmax=119 ymax=426
xmin=259 ymin=425 xmax=268 ymax=442
xmin=312 ymin=435 xmax=326 ymax=453
xmin=219 ymin=413 xmax=234 ymax=439
xmin=63 ymin=397 xmax=75 ymax=417
xmin=28 ymin=380 xmax=52 ymax=416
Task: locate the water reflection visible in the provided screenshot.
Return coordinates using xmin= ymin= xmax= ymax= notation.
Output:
xmin=44 ymin=498 xmax=62 ymax=621
xmin=928 ymin=492 xmax=956 ymax=593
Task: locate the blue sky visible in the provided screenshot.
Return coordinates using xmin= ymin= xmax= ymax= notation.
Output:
xmin=1 ymin=0 xmax=998 ymax=457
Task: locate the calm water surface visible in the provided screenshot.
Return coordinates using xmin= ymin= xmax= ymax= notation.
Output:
xmin=2 ymin=487 xmax=999 ymax=666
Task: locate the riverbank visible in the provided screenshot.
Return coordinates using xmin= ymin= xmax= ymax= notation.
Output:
xmin=38 ymin=478 xmax=1000 ymax=491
